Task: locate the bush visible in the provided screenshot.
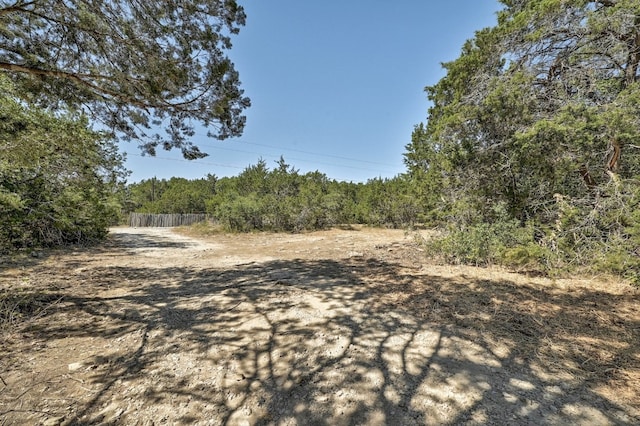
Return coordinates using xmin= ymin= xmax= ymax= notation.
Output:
xmin=0 ymin=76 xmax=125 ymax=253
xmin=424 ymin=186 xmax=640 ymax=284
xmin=424 ymin=203 xmax=548 ymax=270
xmin=215 ymin=194 xmax=264 ymax=232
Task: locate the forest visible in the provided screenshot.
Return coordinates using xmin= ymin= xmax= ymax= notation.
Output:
xmin=2 ymin=0 xmax=640 ymax=284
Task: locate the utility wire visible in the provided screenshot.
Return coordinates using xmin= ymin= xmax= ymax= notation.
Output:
xmin=126 ymin=153 xmax=244 ymax=170
xmin=148 ymin=139 xmax=401 ymax=174
xmin=191 ymin=133 xmax=400 ymax=168
xmin=128 ymin=150 xmax=398 ymax=175
xmin=236 ymin=139 xmax=398 ymax=167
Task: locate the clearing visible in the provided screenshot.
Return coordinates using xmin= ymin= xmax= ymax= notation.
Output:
xmin=1 ymin=226 xmax=639 ymax=425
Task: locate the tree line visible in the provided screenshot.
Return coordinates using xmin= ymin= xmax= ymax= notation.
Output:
xmin=120 ymin=157 xmax=422 ymax=232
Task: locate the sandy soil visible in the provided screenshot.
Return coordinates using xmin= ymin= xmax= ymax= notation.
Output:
xmin=1 ymin=226 xmax=639 ymax=425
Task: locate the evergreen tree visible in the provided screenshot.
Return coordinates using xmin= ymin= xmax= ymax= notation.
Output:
xmin=0 ymin=0 xmax=250 ymax=159
xmin=406 ymin=0 xmax=640 ymax=276
xmin=0 ymin=76 xmax=127 ymax=251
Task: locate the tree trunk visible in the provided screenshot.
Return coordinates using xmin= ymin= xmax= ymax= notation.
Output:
xmin=606 ymin=139 xmax=622 ymax=182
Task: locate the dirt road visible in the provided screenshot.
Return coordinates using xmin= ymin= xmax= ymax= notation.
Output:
xmin=1 ymin=226 xmax=638 ymax=425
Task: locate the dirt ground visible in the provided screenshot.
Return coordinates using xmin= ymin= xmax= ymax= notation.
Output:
xmin=1 ymin=226 xmax=639 ymax=425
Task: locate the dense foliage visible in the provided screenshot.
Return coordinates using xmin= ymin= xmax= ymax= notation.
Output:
xmin=122 ymin=158 xmax=422 ymax=232
xmin=0 ymin=0 xmax=250 ymax=159
xmin=405 ymin=0 xmax=640 ymax=281
xmin=0 ymin=0 xmax=248 ymax=254
xmin=0 ymin=77 xmax=127 ymax=253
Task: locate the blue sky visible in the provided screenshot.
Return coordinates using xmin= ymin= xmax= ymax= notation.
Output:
xmin=121 ymin=1 xmax=502 ymax=183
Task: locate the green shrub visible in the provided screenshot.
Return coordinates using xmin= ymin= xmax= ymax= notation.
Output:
xmin=0 ymin=76 xmax=125 ymax=253
xmin=215 ymin=194 xmax=265 ymax=232
xmin=424 ymin=203 xmax=547 ymax=270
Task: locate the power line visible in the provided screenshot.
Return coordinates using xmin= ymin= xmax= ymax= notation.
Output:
xmin=126 ymin=153 xmax=244 ymax=170
xmin=236 ymin=139 xmax=399 ymax=168
xmin=182 ymin=139 xmax=402 ymax=174
xmin=127 ymin=150 xmax=399 ymax=175
xmin=191 ymin=133 xmax=401 ymax=168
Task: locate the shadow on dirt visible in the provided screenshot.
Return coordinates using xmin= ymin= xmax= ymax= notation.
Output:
xmin=106 ymin=230 xmax=194 ymax=251
xmin=0 ymin=229 xmax=192 ymax=277
xmin=1 ymin=236 xmax=639 ymax=425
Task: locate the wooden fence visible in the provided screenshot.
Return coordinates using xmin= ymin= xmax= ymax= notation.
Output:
xmin=128 ymin=213 xmax=208 ymax=227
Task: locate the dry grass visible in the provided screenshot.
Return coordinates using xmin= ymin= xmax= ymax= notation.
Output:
xmin=175 ymin=220 xmax=226 ymax=238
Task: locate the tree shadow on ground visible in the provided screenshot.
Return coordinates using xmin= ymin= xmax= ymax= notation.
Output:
xmin=0 ymin=229 xmax=191 ymax=281
xmin=1 ymin=245 xmax=639 ymax=424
